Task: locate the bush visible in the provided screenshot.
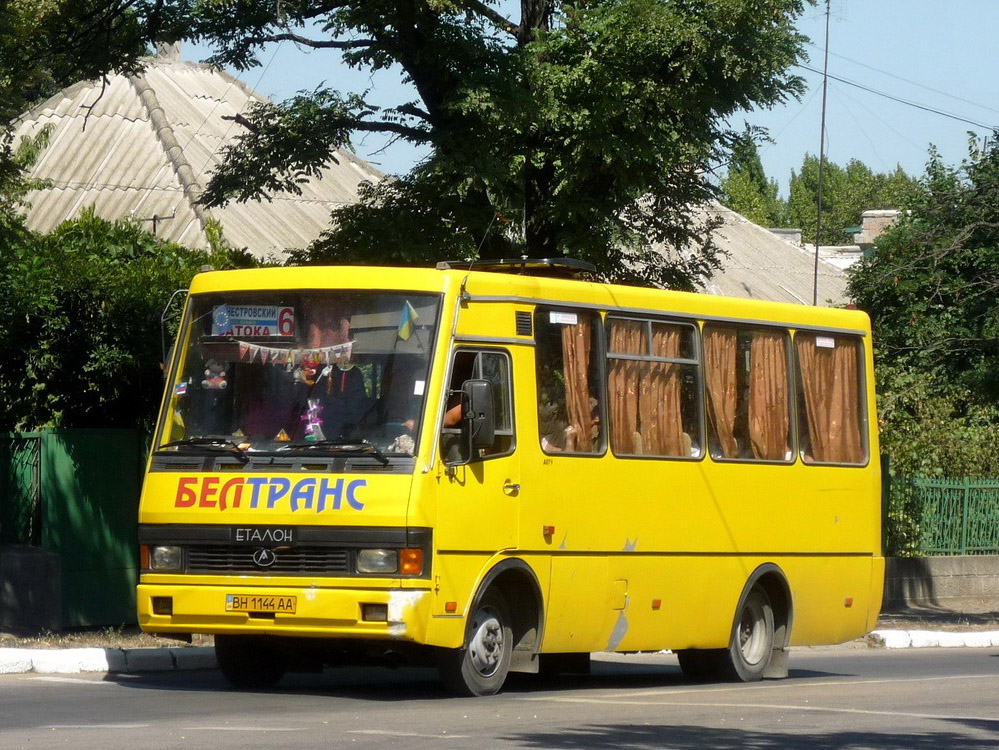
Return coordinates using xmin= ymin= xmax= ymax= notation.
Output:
xmin=0 ymin=209 xmax=257 ymax=431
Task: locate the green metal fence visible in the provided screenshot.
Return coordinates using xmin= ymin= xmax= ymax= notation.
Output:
xmin=888 ymin=476 xmax=999 ymax=556
xmin=0 ymin=433 xmax=42 ymax=546
xmin=1 ymin=429 xmax=145 ymax=627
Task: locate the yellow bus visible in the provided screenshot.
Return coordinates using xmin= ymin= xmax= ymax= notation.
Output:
xmin=138 ymin=259 xmax=883 ymax=695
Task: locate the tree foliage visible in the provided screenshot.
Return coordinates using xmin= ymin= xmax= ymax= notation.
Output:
xmin=168 ymin=0 xmax=809 ymax=289
xmin=848 ymin=135 xmax=999 ymax=478
xmin=0 ymin=209 xmax=257 ymax=432
xmin=786 ymin=154 xmax=920 ymax=245
xmin=0 ymin=1 xmax=151 ymax=162
xmin=718 ymin=131 xmax=784 ymax=227
xmin=719 ymin=138 xmax=919 ymax=244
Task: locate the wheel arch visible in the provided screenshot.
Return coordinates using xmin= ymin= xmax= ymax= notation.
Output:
xmin=471 ymin=558 xmax=544 ymax=673
xmin=737 ymin=563 xmax=794 ymax=679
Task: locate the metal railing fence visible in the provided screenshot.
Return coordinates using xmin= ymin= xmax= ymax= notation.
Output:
xmin=887 ymin=476 xmax=999 ymax=556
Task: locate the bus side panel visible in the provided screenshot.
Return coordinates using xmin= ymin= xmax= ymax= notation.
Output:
xmin=423 ymin=551 xmax=489 ymax=648
xmin=542 ymin=555 xmax=741 ymax=653
xmin=783 ymin=555 xmax=882 ymax=645
xmin=421 ymin=551 xmax=553 ymax=650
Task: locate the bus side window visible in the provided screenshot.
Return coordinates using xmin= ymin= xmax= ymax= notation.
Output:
xmin=442 ymin=349 xmax=515 ymax=462
xmin=703 ymin=324 xmax=793 ymax=463
xmin=606 ymin=317 xmax=701 ymax=458
xmin=534 ymin=308 xmax=604 ymax=455
xmin=794 ymin=333 xmax=867 ymax=465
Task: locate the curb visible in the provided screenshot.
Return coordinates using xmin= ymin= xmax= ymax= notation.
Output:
xmin=0 ymin=646 xmax=216 ymax=675
xmin=869 ymin=629 xmax=999 ymax=649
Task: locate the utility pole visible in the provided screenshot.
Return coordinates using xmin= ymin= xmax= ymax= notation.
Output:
xmin=813 ymin=0 xmax=831 ymax=306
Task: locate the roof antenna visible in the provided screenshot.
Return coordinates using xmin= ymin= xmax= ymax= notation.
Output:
xmin=474 ymin=212 xmax=502 ymax=260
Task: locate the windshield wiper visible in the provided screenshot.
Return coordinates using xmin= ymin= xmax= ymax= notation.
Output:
xmin=159 ymin=437 xmax=249 ymax=464
xmin=280 ymin=439 xmax=390 ymax=465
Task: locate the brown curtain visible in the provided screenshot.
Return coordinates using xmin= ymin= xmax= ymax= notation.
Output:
xmin=797 ymin=336 xmax=864 ymax=464
xmin=749 ymin=332 xmax=790 ymax=460
xmin=644 ymin=325 xmax=686 ymax=456
xmin=608 ymin=320 xmax=646 ymax=454
xmin=561 ymin=316 xmax=595 ymax=452
xmin=831 ymin=340 xmax=864 ymax=463
xmin=704 ymin=327 xmax=739 ymax=458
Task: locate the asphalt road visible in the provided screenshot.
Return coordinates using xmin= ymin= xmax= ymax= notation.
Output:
xmin=1 ymin=648 xmax=997 ymax=749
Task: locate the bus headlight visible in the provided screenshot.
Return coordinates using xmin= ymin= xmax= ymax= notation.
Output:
xmin=149 ymin=545 xmax=183 ymax=572
xmin=356 ymin=549 xmax=398 ymax=574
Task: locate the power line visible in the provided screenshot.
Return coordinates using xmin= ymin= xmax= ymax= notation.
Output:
xmin=797 ymin=64 xmax=996 ymax=130
xmin=804 ymin=41 xmax=999 ymax=118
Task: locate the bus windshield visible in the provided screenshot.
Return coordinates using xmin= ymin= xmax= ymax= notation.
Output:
xmin=157 ymin=290 xmax=440 ymax=457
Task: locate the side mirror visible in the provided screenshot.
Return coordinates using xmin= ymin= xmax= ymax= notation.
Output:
xmin=446 ymin=379 xmax=495 ymax=466
xmin=463 ymin=379 xmax=495 ymax=450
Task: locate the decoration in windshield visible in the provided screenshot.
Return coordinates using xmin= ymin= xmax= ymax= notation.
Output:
xmin=158 ymin=293 xmax=439 ymax=460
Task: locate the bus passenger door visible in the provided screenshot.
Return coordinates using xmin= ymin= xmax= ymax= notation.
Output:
xmin=435 ymin=348 xmax=520 ymax=555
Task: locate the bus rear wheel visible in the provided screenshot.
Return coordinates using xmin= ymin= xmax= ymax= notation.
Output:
xmin=436 ymin=589 xmax=513 ymax=696
xmin=215 ymin=634 xmax=288 ymax=689
xmin=718 ymin=586 xmax=775 ymax=682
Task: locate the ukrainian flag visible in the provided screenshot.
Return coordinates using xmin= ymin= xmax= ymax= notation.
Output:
xmin=397 ymin=300 xmax=419 ymax=340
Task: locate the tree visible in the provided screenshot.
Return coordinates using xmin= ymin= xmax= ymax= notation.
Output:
xmin=1 ymin=1 xmax=161 ymax=245
xmin=170 ymin=0 xmax=809 ymax=290
xmin=718 ymin=132 xmax=784 ymax=228
xmin=848 ymin=135 xmax=999 ymax=477
xmin=1 ymin=1 xmax=152 ymax=156
xmin=786 ymin=154 xmax=919 ymax=246
xmin=0 ymin=209 xmax=256 ymax=432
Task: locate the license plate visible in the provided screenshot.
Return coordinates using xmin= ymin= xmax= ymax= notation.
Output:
xmin=225 ymin=594 xmax=297 ymax=614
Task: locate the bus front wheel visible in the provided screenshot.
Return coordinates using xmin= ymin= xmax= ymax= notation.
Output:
xmin=436 ymin=589 xmax=513 ymax=696
xmin=719 ymin=586 xmax=775 ymax=682
xmin=215 ymin=634 xmax=288 ymax=689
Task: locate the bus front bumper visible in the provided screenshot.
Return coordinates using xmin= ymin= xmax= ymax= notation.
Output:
xmin=137 ymin=583 xmax=433 ymax=642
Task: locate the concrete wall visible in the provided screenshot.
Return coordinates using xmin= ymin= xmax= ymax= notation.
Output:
xmin=883 ymin=556 xmax=999 ymax=612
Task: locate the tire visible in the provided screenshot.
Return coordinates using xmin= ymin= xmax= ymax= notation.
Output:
xmin=716 ymin=586 xmax=775 ymax=682
xmin=437 ymin=589 xmax=513 ymax=696
xmin=215 ymin=634 xmax=288 ymax=689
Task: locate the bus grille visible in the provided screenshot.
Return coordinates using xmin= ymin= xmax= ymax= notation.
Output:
xmin=186 ymin=546 xmax=350 ymax=575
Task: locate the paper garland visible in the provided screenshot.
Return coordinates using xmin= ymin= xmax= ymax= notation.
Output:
xmin=235 ymin=339 xmax=355 ymax=366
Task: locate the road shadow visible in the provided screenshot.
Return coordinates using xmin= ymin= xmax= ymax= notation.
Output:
xmin=104 ymin=657 xmax=851 ymax=702
xmin=500 ymin=721 xmax=999 ymax=749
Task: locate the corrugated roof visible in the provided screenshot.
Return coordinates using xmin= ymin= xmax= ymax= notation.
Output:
xmin=12 ymin=54 xmax=846 ymax=306
xmin=12 ymin=55 xmax=382 ymax=258
xmin=699 ymin=204 xmax=849 ymax=306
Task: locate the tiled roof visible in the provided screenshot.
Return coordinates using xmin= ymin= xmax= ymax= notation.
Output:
xmin=12 ymin=55 xmax=382 ymax=258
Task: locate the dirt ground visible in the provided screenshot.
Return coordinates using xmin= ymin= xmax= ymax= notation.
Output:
xmin=0 ymin=626 xmax=212 ymax=650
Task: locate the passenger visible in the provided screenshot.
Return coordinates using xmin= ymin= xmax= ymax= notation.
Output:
xmin=316 ymin=359 xmax=369 ymax=438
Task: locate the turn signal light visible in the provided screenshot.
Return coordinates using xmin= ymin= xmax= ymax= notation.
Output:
xmin=400 ymin=548 xmax=423 ymax=576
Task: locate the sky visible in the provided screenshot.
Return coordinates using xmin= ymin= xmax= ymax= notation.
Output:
xmin=185 ymin=1 xmax=999 ymax=195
